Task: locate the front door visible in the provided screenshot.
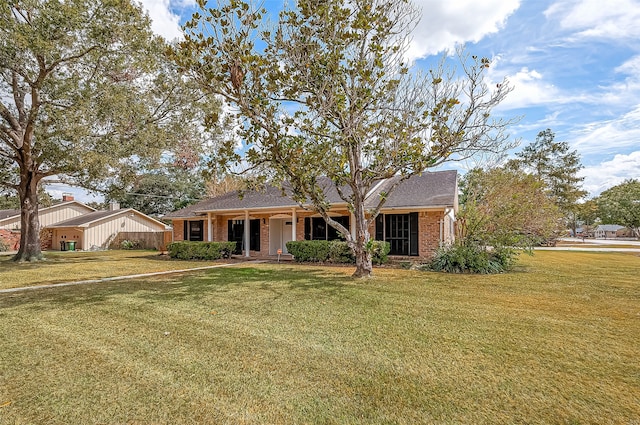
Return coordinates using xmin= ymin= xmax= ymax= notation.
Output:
xmin=269 ymin=218 xmax=293 ymax=255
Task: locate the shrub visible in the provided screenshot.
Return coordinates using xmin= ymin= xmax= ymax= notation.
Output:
xmin=428 ymin=243 xmax=519 ymax=274
xmin=120 ymin=239 xmax=141 ymax=250
xmin=167 ymin=241 xmax=237 ymax=260
xmin=286 ymin=240 xmax=389 ymax=264
xmin=0 ymin=239 xmax=8 ymax=252
xmin=369 ymin=240 xmax=390 ymax=265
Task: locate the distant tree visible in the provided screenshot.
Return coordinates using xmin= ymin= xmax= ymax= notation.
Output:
xmin=0 ymin=187 xmax=52 ymax=210
xmin=507 ymin=129 xmax=587 ymax=236
xmin=459 ymin=167 xmax=562 ymax=249
xmin=176 ymin=0 xmax=517 ymax=277
xmin=0 ymin=0 xmax=214 ymax=261
xmin=105 ymin=167 xmax=206 ymax=216
xmin=205 ymin=174 xmax=244 ymax=198
xmin=575 ymin=199 xmax=599 ymax=236
xmin=596 ymin=179 xmax=640 ymax=238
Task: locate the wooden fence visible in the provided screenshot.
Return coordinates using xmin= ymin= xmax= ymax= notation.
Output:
xmin=109 ymin=231 xmax=173 ymax=251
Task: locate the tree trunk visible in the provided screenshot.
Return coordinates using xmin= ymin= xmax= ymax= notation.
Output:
xmin=351 ymin=195 xmax=373 ymax=278
xmin=352 ymin=242 xmax=373 ymax=278
xmin=13 ymin=172 xmax=43 ymax=262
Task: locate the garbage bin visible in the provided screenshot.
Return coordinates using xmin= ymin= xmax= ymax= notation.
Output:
xmin=60 ymin=241 xmax=67 ymax=251
xmin=66 ymin=240 xmax=76 ymax=251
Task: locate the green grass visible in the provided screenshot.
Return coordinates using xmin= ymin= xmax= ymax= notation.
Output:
xmin=1 ymin=251 xmax=639 ymax=424
xmin=0 ymin=250 xmax=232 ymax=289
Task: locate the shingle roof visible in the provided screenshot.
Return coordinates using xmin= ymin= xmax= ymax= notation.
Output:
xmin=366 ymin=170 xmax=458 ymax=209
xmin=596 ymin=224 xmax=625 ymax=232
xmin=0 ymin=209 xmax=20 ymax=220
xmin=46 ymin=209 xmax=127 ymax=227
xmin=165 ymin=170 xmax=458 ymax=219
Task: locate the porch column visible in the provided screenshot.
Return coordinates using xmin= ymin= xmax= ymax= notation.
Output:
xmin=291 ymin=208 xmax=297 ymax=242
xmin=244 ymin=209 xmax=250 ymax=257
xmin=207 ymin=212 xmax=213 ymax=242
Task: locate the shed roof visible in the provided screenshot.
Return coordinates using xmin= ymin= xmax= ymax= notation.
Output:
xmin=46 ymin=208 xmax=168 ymax=229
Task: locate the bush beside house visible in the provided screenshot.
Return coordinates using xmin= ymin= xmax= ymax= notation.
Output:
xmin=167 ymin=241 xmax=236 ymax=260
xmin=286 ymin=240 xmax=390 ymax=264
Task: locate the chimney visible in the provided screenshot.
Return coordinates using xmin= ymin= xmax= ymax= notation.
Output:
xmin=109 ymin=201 xmax=120 ymax=211
xmin=62 ymin=193 xmax=74 ymax=202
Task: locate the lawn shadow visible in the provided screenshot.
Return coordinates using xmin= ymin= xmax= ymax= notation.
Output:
xmin=0 ymin=265 xmax=353 ymax=311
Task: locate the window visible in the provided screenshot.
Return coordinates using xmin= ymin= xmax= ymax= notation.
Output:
xmin=227 ymin=219 xmax=260 ymax=254
xmin=304 ymin=216 xmax=350 ymax=241
xmin=184 ymin=220 xmax=204 ymax=241
xmin=375 ymin=213 xmax=419 ymax=256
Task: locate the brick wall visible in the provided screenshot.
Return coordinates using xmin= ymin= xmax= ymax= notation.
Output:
xmin=40 ymin=228 xmax=53 ymax=250
xmin=173 ymin=220 xmax=185 ymax=241
xmin=0 ymin=229 xmax=56 ymax=251
xmin=418 ymin=211 xmax=444 ymax=258
xmin=0 ymin=229 xmax=20 ymax=251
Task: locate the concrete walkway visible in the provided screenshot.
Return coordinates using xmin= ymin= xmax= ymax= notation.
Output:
xmin=0 ymin=260 xmax=266 ymax=294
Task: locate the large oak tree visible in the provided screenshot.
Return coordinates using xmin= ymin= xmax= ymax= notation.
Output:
xmin=177 ymin=0 xmax=516 ymax=277
xmin=0 ymin=0 xmax=209 ymax=261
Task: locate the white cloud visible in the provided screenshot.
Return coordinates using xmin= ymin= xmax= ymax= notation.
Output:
xmin=581 ymin=151 xmax=640 ymax=196
xmin=138 ymin=0 xmax=186 ymax=41
xmin=406 ymin=0 xmax=520 ymax=60
xmin=570 ymin=105 xmax=640 ymax=156
xmin=498 ymin=67 xmax=561 ymax=110
xmin=545 ymin=0 xmax=640 ymax=41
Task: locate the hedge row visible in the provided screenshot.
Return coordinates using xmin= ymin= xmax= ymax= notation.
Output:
xmin=167 ymin=241 xmax=236 ymax=260
xmin=286 ymin=240 xmax=390 ymax=264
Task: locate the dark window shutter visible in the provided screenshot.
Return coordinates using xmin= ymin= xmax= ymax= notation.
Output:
xmin=250 ymin=219 xmax=260 ymax=251
xmin=183 ymin=221 xmax=188 ymax=241
xmin=304 ymin=217 xmax=311 ymax=240
xmin=227 ymin=220 xmax=233 ymax=242
xmin=409 ymin=212 xmax=419 ymax=256
xmin=375 ymin=214 xmax=384 ymax=241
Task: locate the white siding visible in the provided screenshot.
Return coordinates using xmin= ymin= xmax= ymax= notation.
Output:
xmin=0 ymin=203 xmax=93 ymax=230
xmin=0 ymin=216 xmax=20 ymax=230
xmin=84 ymin=212 xmax=166 ymax=250
xmin=39 ymin=204 xmax=94 ymax=227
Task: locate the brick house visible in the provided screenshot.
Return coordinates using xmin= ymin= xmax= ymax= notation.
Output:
xmin=164 ymin=170 xmax=458 ymax=259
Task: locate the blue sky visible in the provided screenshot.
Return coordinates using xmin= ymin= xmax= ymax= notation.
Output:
xmin=50 ymin=0 xmax=640 ymax=201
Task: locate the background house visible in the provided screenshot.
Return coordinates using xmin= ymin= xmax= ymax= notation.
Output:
xmin=47 ymin=206 xmax=170 ymax=251
xmin=594 ymin=224 xmax=626 ymax=239
xmin=165 ymin=170 xmax=458 ymax=259
xmin=0 ymin=195 xmax=170 ymax=251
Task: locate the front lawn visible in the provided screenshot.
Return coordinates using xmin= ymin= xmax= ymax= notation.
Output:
xmin=0 ymin=251 xmax=639 ymax=424
xmin=0 ymin=250 xmax=232 ymax=290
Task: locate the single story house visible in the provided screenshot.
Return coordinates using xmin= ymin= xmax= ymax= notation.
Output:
xmin=164 ymin=170 xmax=458 ymax=259
xmin=594 ymin=224 xmax=632 ymax=239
